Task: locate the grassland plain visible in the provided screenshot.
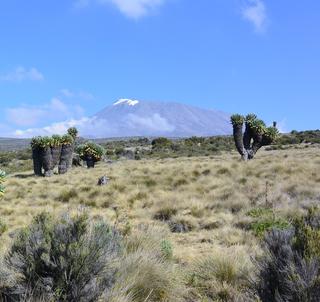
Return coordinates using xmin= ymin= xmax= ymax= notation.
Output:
xmin=1 ymin=145 xmax=320 ymax=301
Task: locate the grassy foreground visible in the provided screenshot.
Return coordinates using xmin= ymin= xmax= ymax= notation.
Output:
xmin=1 ymin=146 xmax=320 ymax=300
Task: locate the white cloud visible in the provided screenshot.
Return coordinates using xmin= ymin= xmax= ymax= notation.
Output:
xmin=75 ymin=0 xmax=166 ymax=19
xmin=0 ymin=67 xmax=44 ymax=82
xmin=242 ymin=0 xmax=267 ymax=33
xmin=60 ymin=88 xmax=95 ymax=100
xmin=127 ymin=113 xmax=175 ymax=132
xmin=13 ymin=113 xmax=176 ymax=138
xmin=6 ymin=99 xmax=84 ymax=127
xmin=14 ymin=118 xmax=91 ymax=137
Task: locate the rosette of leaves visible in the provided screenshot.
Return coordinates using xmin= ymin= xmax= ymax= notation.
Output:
xmin=230 ymin=113 xmax=279 ymax=160
xmin=60 ymin=134 xmax=74 ymax=145
xmin=30 ymin=136 xmax=42 ymax=149
xmin=77 ymin=142 xmax=105 ymax=161
xmin=230 ymin=114 xmax=245 ymax=126
xmin=0 ymin=170 xmax=5 ymax=197
xmin=67 ymin=127 xmax=78 ymax=140
xmin=51 ymin=134 xmax=62 ymax=146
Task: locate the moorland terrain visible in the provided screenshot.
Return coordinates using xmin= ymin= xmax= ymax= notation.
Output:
xmin=0 ymin=131 xmax=320 ymax=301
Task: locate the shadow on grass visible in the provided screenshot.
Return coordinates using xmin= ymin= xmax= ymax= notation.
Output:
xmin=14 ymin=173 xmax=35 ymax=179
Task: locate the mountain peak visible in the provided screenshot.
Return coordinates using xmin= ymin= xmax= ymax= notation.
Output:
xmin=113 ymin=98 xmax=139 ymax=106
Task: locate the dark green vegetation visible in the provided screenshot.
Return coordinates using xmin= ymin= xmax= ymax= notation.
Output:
xmin=77 ymin=142 xmax=105 ymax=168
xmin=231 ymin=114 xmax=279 ymax=160
xmin=1 ymin=129 xmax=320 ymax=174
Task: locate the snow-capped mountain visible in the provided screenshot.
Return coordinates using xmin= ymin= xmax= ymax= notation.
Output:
xmin=83 ymin=99 xmax=232 ymax=138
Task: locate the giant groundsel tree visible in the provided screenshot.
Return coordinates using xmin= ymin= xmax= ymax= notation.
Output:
xmin=31 ymin=128 xmax=78 ymax=176
xmin=231 ymin=114 xmax=279 ymax=160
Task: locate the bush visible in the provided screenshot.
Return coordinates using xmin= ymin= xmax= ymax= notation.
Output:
xmin=254 ymin=208 xmax=320 ymax=302
xmin=246 ymin=207 xmax=290 ymax=237
xmin=151 ymin=137 xmax=172 ymax=149
xmin=77 ymin=142 xmax=105 ymax=161
xmin=0 ymin=212 xmax=122 ymax=301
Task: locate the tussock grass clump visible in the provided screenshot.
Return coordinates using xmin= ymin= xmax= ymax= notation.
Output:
xmin=56 ymin=188 xmax=78 ymax=203
xmin=110 ymin=224 xmax=185 ymax=302
xmin=112 ymin=251 xmax=184 ymax=302
xmin=169 ymin=216 xmax=197 ymax=233
xmin=154 ymin=205 xmax=178 ymax=221
xmin=188 ymin=248 xmax=254 ymax=301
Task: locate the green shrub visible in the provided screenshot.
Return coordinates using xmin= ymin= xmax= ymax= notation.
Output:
xmin=77 ymin=142 xmax=105 ymax=161
xmin=293 ymin=207 xmax=320 ymax=259
xmin=160 ymin=239 xmax=173 ymax=260
xmin=1 ymin=212 xmax=121 ymax=301
xmin=151 ymin=137 xmax=172 ymax=149
xmin=246 ymin=207 xmax=290 ymax=237
xmin=250 ymin=218 xmax=290 ymax=237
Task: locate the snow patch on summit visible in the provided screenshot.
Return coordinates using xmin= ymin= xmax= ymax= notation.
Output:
xmin=113 ymin=99 xmax=139 ymax=106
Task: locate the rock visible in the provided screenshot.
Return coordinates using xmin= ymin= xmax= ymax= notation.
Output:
xmin=98 ymin=176 xmax=109 ymax=186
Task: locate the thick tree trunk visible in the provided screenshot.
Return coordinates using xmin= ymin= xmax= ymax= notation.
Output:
xmin=233 ymin=124 xmax=248 ymax=160
xmin=66 ymin=144 xmax=75 ymax=169
xmin=41 ymin=147 xmax=53 ymax=177
xmin=243 ymin=123 xmax=252 ymax=150
xmin=51 ymin=145 xmax=62 ymax=170
xmin=59 ymin=144 xmax=73 ymax=174
xmin=32 ymin=147 xmax=43 ymax=176
xmin=86 ymin=156 xmax=95 ymax=168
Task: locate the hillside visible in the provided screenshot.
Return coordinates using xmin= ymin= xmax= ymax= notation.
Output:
xmin=1 ymin=146 xmax=320 ymax=300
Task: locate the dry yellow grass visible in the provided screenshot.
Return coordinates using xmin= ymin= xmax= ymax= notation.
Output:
xmin=1 ymin=146 xmax=320 ymax=267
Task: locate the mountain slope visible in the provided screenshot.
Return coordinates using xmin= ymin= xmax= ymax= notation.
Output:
xmin=87 ymin=99 xmax=231 ymax=138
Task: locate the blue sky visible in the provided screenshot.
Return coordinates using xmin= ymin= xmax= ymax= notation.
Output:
xmin=0 ymin=0 xmax=319 ymax=137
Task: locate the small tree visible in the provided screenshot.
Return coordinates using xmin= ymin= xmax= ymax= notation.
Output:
xmin=230 ymin=114 xmax=278 ymax=160
xmin=77 ymin=142 xmax=105 ymax=168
